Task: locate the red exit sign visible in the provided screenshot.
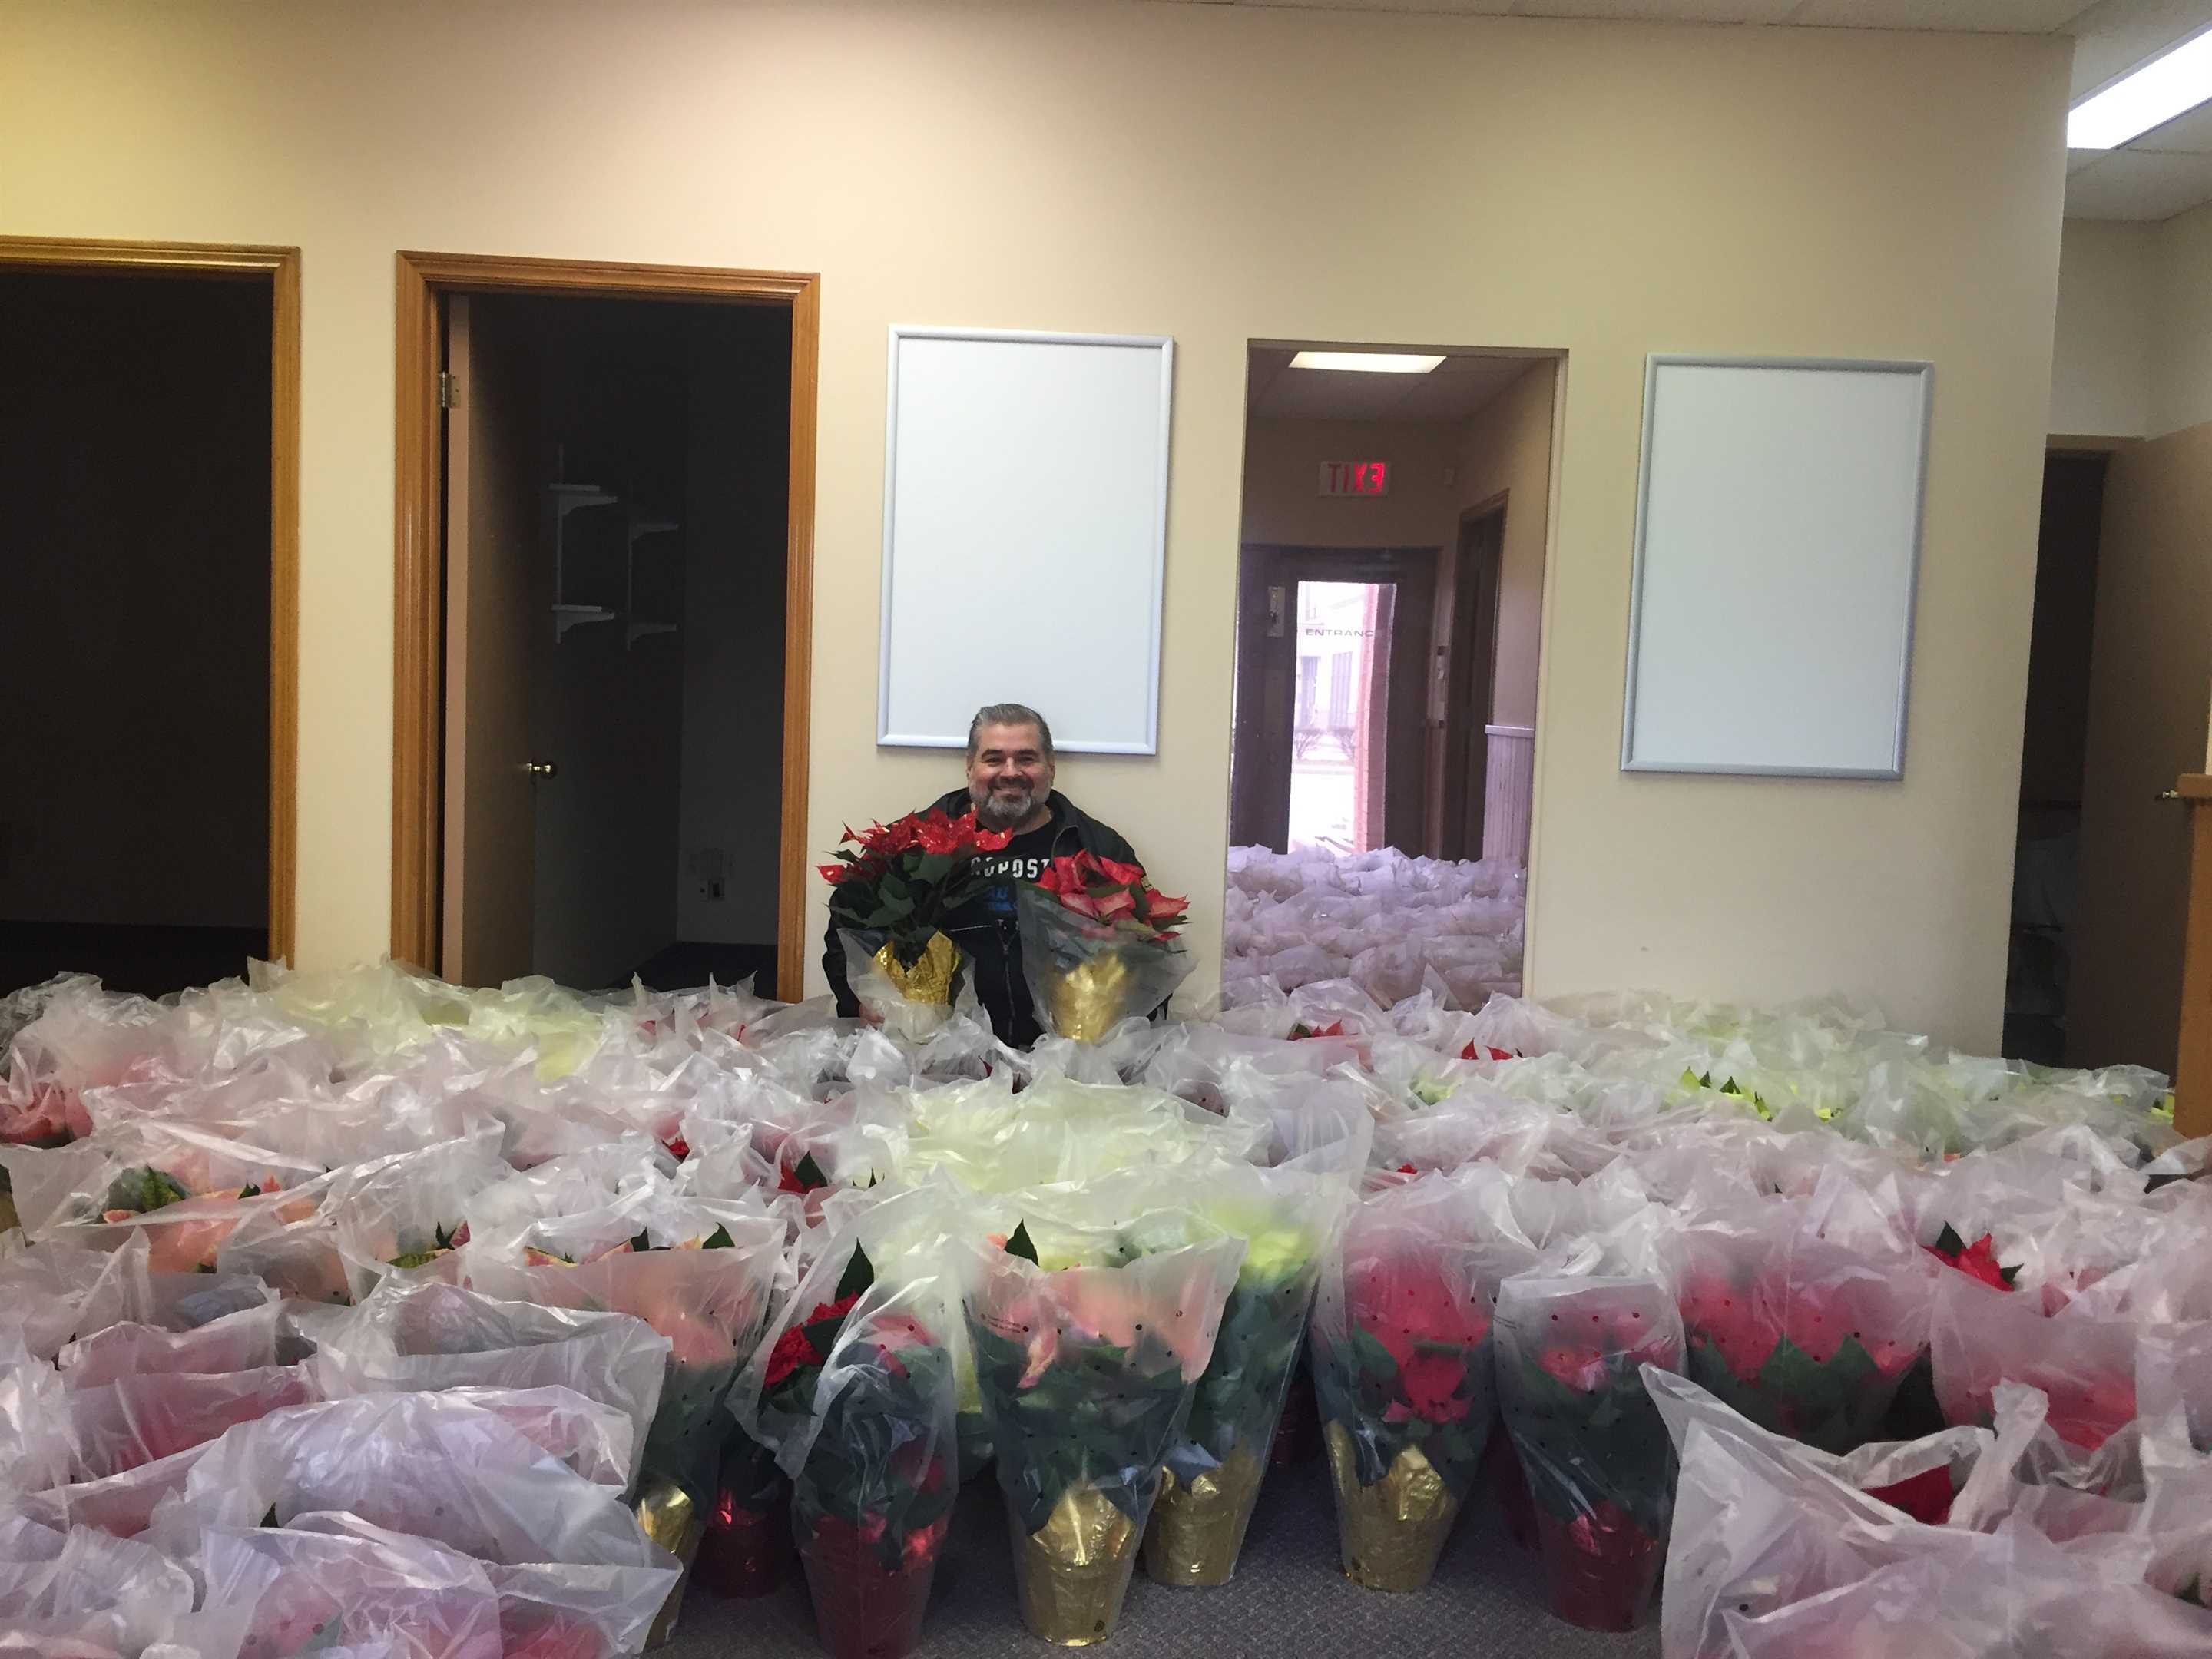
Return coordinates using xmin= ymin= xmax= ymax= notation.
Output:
xmin=1320 ymin=460 xmax=1389 ymax=497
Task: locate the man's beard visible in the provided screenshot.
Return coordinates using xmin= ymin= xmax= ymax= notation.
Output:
xmin=972 ymin=780 xmax=1038 ymax=831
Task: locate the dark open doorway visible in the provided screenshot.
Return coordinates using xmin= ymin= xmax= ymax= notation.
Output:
xmin=0 ymin=243 xmax=298 ymax=996
xmin=439 ymin=293 xmax=792 ymax=993
xmin=2005 ymin=450 xmax=2108 ymax=1065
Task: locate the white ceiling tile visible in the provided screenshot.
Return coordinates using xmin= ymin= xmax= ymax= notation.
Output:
xmin=2068 ymin=0 xmax=2212 ymax=100
xmin=2064 ymin=144 xmax=2212 ymax=215
xmin=1505 ymin=0 xmax=1802 ymax=20
xmin=1230 ymin=0 xmax=1517 ymax=12
xmin=2134 ymin=94 xmax=2212 ymax=149
xmin=1787 ymin=0 xmax=2100 ymax=31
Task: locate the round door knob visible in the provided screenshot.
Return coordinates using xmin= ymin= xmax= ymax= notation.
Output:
xmin=526 ymin=760 xmax=558 ymax=778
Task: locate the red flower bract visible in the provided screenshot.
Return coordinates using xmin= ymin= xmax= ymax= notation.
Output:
xmin=763 ymin=1295 xmax=863 ymax=1392
xmin=1031 ymin=849 xmax=1186 ymax=941
xmin=1348 ymin=1254 xmax=1489 ymax=1375
xmin=763 ymin=1325 xmax=818 ymax=1390
xmin=1866 ymin=1465 xmax=1955 ymax=1525
xmin=1399 ymin=1351 xmax=1471 ymax=1422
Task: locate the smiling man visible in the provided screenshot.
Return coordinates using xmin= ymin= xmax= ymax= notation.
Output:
xmin=823 ymin=701 xmax=1144 ymax=1047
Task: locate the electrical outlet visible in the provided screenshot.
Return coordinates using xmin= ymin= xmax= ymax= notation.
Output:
xmin=687 ymin=847 xmax=727 ymax=902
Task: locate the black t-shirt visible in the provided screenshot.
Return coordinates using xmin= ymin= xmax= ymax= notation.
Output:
xmin=969 ymin=817 xmax=1063 ymax=922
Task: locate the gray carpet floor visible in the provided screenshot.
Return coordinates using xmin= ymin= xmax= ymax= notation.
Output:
xmin=663 ymin=1454 xmax=1662 ymax=1658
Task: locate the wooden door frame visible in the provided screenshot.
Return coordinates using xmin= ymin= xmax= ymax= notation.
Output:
xmin=0 ymin=236 xmax=300 ymax=965
xmin=390 ymin=251 xmax=819 ymax=1001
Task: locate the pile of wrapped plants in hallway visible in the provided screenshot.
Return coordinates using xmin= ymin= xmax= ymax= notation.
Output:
xmin=0 ymin=962 xmax=2205 ymax=1658
xmin=1221 ymin=845 xmax=1525 ymax=1009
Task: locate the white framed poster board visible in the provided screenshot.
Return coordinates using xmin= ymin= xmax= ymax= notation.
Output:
xmin=878 ymin=326 xmax=1174 ymax=753
xmin=1621 ymin=355 xmax=1933 ymax=779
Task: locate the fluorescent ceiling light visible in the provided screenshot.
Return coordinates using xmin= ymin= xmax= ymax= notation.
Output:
xmin=1289 ymin=350 xmax=1445 ymax=374
xmin=2069 ymin=28 xmax=2212 ymax=151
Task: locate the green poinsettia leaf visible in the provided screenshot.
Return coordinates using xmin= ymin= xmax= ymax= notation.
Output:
xmin=1005 ymin=1220 xmax=1039 ymax=1263
xmin=386 ymin=1249 xmax=443 ymax=1270
xmin=1998 ymin=1263 xmax=2020 ymax=1286
xmin=836 ymin=1241 xmax=875 ymax=1302
xmin=793 ymin=1151 xmax=829 ymax=1190
xmin=1347 ymin=1327 xmax=1399 ymax=1383
xmin=237 ymin=1184 xmax=261 ymax=1199
xmin=1754 ymin=1333 xmax=1824 ymax=1400
xmin=702 ymin=1224 xmax=734 ymax=1250
xmin=103 ymin=1166 xmax=189 ymax=1217
xmin=1934 ymin=1223 xmax=1968 ymax=1258
xmin=629 ymin=1228 xmax=654 ymax=1255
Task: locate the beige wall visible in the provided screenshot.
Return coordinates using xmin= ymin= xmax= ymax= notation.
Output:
xmin=2066 ymin=422 xmax=2212 ymax=1075
xmin=2049 ymin=220 xmax=2155 ymax=439
xmin=2050 ymin=206 xmax=2212 ymax=440
xmin=1455 ymin=362 xmax=1557 ymax=730
xmin=0 ymin=1 xmax=2071 ymax=1049
xmin=2150 ymin=202 xmax=2212 ymax=440
xmin=1240 ymin=418 xmax=1465 ymax=550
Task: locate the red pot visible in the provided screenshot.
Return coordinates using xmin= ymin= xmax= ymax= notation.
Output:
xmin=691 ymin=1488 xmax=788 ymax=1600
xmin=798 ymin=1514 xmax=948 ymax=1659
xmin=1533 ymin=1505 xmax=1663 ymax=1632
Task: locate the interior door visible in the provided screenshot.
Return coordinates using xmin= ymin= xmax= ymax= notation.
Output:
xmin=1230 ymin=550 xmax=1298 ymax=851
xmin=1437 ymin=508 xmax=1502 ymax=861
xmin=440 ymin=294 xmax=540 ymax=986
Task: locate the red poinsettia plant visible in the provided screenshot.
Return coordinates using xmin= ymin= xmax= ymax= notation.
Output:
xmin=820 ymin=810 xmax=1012 ymax=969
xmin=751 ymin=1243 xmax=955 ymax=1610
xmin=1677 ymin=1261 xmax=1922 ymax=1455
xmin=1313 ymin=1247 xmax=1497 ymax=1499
xmin=1033 ymin=852 xmax=1187 ymax=942
xmin=1496 ymin=1281 xmax=1681 ymax=1633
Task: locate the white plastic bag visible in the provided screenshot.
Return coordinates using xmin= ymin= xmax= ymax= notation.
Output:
xmin=0 ymin=1514 xmax=196 ymax=1658
xmin=308 ymin=1279 xmax=667 ymax=1485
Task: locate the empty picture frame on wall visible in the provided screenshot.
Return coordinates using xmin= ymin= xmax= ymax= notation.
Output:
xmin=878 ymin=326 xmax=1174 ymax=753
xmin=1621 ymin=355 xmax=1934 ymax=779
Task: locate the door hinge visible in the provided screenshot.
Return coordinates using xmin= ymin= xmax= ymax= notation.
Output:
xmin=437 ymin=371 xmax=459 ymax=409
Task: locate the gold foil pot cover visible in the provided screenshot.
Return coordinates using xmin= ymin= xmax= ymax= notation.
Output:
xmin=635 ymin=1478 xmax=704 ymax=1648
xmin=1142 ymin=1446 xmax=1266 ymax=1588
xmin=876 ymin=930 xmax=959 ymax=1005
xmin=1046 ymin=950 xmax=1134 ymax=1045
xmin=1323 ymin=1422 xmax=1461 ymax=1593
xmin=1015 ymin=1485 xmax=1143 ymax=1645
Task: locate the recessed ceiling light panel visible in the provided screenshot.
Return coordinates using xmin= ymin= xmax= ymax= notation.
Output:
xmin=2069 ymin=28 xmax=2212 ymax=151
xmin=1289 ymin=350 xmax=1446 ymax=374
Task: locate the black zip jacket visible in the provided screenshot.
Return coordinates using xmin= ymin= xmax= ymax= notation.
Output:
xmin=822 ymin=788 xmax=1141 ymax=1048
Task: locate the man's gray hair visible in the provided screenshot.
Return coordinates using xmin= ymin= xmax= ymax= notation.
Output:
xmin=967 ymin=703 xmax=1055 ymax=761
